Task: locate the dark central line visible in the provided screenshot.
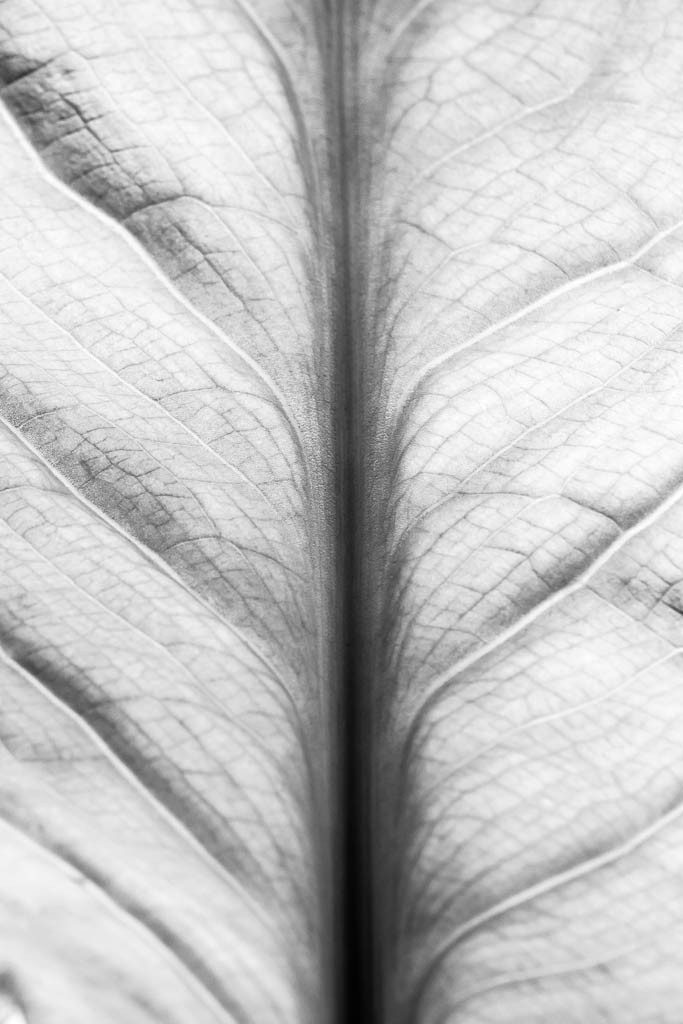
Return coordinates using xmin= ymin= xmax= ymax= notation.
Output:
xmin=327 ymin=2 xmax=376 ymax=1022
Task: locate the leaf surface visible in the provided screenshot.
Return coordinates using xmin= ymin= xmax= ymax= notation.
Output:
xmin=0 ymin=1 xmax=336 ymax=1021
xmin=2 ymin=0 xmax=683 ymax=1021
xmin=358 ymin=1 xmax=683 ymax=1020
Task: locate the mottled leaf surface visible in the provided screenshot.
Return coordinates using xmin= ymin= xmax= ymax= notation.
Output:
xmin=0 ymin=1 xmax=335 ymax=1021
xmin=2 ymin=0 xmax=683 ymax=1022
xmin=359 ymin=1 xmax=683 ymax=1021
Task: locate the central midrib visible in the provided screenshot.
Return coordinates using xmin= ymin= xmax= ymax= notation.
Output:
xmin=326 ymin=2 xmax=377 ymax=1023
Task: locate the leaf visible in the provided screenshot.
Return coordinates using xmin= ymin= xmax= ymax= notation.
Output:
xmin=2 ymin=0 xmax=682 ymax=1022
xmin=359 ymin=1 xmax=683 ymax=1020
xmin=0 ymin=1 xmax=336 ymax=1021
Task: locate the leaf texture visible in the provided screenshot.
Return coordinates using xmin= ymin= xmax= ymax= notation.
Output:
xmin=2 ymin=0 xmax=683 ymax=1022
xmin=0 ymin=1 xmax=336 ymax=1021
xmin=357 ymin=1 xmax=683 ymax=1021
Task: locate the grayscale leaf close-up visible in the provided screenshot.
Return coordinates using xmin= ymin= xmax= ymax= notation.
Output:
xmin=0 ymin=1 xmax=682 ymax=1022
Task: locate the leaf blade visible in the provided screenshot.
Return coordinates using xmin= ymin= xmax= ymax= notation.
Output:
xmin=0 ymin=1 xmax=335 ymax=1019
xmin=361 ymin=2 xmax=683 ymax=1020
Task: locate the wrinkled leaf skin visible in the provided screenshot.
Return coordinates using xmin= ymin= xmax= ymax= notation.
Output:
xmin=2 ymin=2 xmax=683 ymax=1023
xmin=0 ymin=1 xmax=340 ymax=1021
xmin=356 ymin=1 xmax=683 ymax=1022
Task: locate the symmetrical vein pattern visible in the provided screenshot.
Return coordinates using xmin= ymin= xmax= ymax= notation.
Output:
xmin=359 ymin=1 xmax=683 ymax=1021
xmin=2 ymin=1 xmax=683 ymax=1022
xmin=0 ymin=1 xmax=336 ymax=1021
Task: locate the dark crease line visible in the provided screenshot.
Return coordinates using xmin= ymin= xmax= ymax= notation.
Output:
xmin=326 ymin=2 xmax=376 ymax=1022
xmin=0 ymin=516 xmax=291 ymax=772
xmin=0 ymin=646 xmax=270 ymax=920
xmin=0 ymin=649 xmax=258 ymax=1023
xmin=0 ymin=413 xmax=303 ymax=727
xmin=0 ymin=820 xmax=238 ymax=1023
